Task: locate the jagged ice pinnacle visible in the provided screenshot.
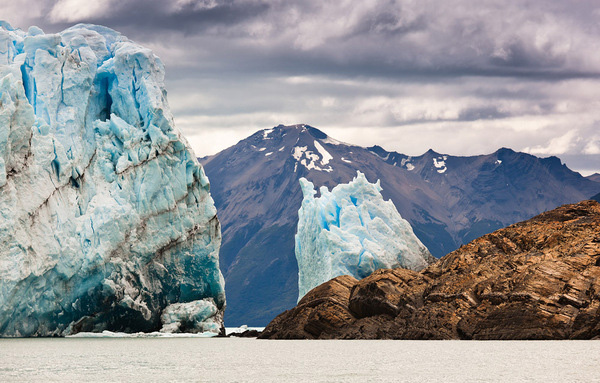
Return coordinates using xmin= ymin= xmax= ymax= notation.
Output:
xmin=0 ymin=22 xmax=225 ymax=336
xmin=295 ymin=172 xmax=433 ymax=300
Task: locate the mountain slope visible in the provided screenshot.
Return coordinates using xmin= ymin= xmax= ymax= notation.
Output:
xmin=587 ymin=173 xmax=600 ymax=183
xmin=201 ymin=124 xmax=600 ymax=326
xmin=201 ymin=124 xmax=417 ymax=325
xmin=368 ymin=145 xmax=599 ymax=245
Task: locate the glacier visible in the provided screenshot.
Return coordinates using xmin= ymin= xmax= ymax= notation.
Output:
xmin=0 ymin=22 xmax=225 ymax=336
xmin=295 ymin=172 xmax=433 ymax=300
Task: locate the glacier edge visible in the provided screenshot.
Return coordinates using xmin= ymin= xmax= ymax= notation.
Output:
xmin=0 ymin=22 xmax=225 ymax=336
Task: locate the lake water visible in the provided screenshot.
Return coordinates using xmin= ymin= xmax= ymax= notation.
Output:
xmin=1 ymin=338 xmax=599 ymax=382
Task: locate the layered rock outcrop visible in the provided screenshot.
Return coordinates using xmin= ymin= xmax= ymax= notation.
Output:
xmin=260 ymin=200 xmax=600 ymax=339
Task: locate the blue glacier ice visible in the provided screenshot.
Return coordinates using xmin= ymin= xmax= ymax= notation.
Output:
xmin=0 ymin=22 xmax=225 ymax=336
xmin=295 ymin=172 xmax=433 ymax=300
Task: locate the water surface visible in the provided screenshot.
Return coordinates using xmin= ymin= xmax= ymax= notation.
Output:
xmin=1 ymin=338 xmax=598 ymax=382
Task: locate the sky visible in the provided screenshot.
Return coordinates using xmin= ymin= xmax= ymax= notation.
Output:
xmin=2 ymin=0 xmax=600 ymax=175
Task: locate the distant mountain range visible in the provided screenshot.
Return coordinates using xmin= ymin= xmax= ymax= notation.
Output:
xmin=587 ymin=173 xmax=600 ymax=183
xmin=200 ymin=124 xmax=600 ymax=326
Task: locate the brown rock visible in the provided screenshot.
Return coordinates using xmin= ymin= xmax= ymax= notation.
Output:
xmin=348 ymin=268 xmax=429 ymax=319
xmin=259 ymin=275 xmax=358 ymax=339
xmin=228 ymin=329 xmax=262 ymax=337
xmin=261 ymin=200 xmax=600 ymax=339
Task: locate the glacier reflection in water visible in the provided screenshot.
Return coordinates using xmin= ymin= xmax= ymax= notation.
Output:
xmin=1 ymin=338 xmax=599 ymax=382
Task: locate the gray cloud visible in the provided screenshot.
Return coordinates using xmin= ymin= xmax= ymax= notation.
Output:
xmin=2 ymin=0 xmax=600 ymax=174
xmin=75 ymin=1 xmax=269 ymax=35
xmin=24 ymin=0 xmax=600 ymax=79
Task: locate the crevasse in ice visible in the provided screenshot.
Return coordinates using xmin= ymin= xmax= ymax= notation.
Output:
xmin=0 ymin=22 xmax=225 ymax=336
xmin=295 ymin=172 xmax=433 ymax=300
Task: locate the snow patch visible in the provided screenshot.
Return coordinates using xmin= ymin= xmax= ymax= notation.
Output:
xmin=314 ymin=141 xmax=333 ymax=165
xmin=265 ymin=152 xmax=273 ymax=156
xmin=433 ymin=157 xmax=447 ymax=174
xmin=401 ymin=157 xmax=415 ymax=171
xmin=262 ymin=129 xmax=274 ymax=139
xmin=301 ymin=152 xmax=320 ymax=170
xmin=372 ymin=150 xmax=390 ymax=161
xmin=322 ymin=136 xmax=347 ymax=146
xmin=258 ymin=147 xmax=266 ymax=152
xmin=341 ymin=157 xmax=352 ymax=163
xmin=293 ymin=146 xmax=307 ymax=161
xmin=291 ymin=144 xmax=333 ymax=172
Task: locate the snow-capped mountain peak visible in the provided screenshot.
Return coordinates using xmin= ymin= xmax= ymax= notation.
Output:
xmin=200 ymin=124 xmax=600 ymax=326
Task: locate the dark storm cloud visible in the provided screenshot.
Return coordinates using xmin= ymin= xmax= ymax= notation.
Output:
xmin=23 ymin=0 xmax=600 ymax=80
xmin=35 ymin=0 xmax=271 ymax=36
xmin=3 ymin=0 xmax=600 ymax=174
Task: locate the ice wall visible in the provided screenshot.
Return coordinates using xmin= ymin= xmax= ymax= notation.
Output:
xmin=295 ymin=172 xmax=433 ymax=300
xmin=0 ymin=22 xmax=225 ymax=336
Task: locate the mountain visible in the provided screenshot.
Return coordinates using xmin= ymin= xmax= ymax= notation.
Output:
xmin=200 ymin=124 xmax=600 ymax=326
xmin=367 ymin=145 xmax=600 ymax=247
xmin=587 ymin=173 xmax=600 ymax=183
xmin=0 ymin=23 xmax=224 ymax=336
xmin=260 ymin=200 xmax=600 ymax=340
xmin=592 ymin=193 xmax=600 ymax=202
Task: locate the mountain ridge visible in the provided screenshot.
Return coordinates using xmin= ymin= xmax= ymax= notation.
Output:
xmin=588 ymin=173 xmax=600 ymax=183
xmin=200 ymin=124 xmax=600 ymax=326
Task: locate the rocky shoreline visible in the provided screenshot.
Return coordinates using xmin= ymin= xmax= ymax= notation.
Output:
xmin=260 ymin=200 xmax=600 ymax=339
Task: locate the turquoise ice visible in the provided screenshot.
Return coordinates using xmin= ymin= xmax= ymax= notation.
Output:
xmin=0 ymin=22 xmax=225 ymax=336
xmin=296 ymin=172 xmax=433 ymax=300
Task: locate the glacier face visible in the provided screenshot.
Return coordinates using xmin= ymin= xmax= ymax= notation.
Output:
xmin=295 ymin=172 xmax=433 ymax=300
xmin=0 ymin=22 xmax=225 ymax=336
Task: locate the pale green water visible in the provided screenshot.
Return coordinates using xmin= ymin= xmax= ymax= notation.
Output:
xmin=1 ymin=338 xmax=599 ymax=382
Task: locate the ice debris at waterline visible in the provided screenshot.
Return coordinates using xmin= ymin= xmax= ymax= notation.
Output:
xmin=0 ymin=22 xmax=225 ymax=336
xmin=67 ymin=330 xmax=219 ymax=338
xmin=295 ymin=172 xmax=433 ymax=300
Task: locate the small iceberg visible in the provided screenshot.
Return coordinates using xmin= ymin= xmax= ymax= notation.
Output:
xmin=295 ymin=171 xmax=433 ymax=300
